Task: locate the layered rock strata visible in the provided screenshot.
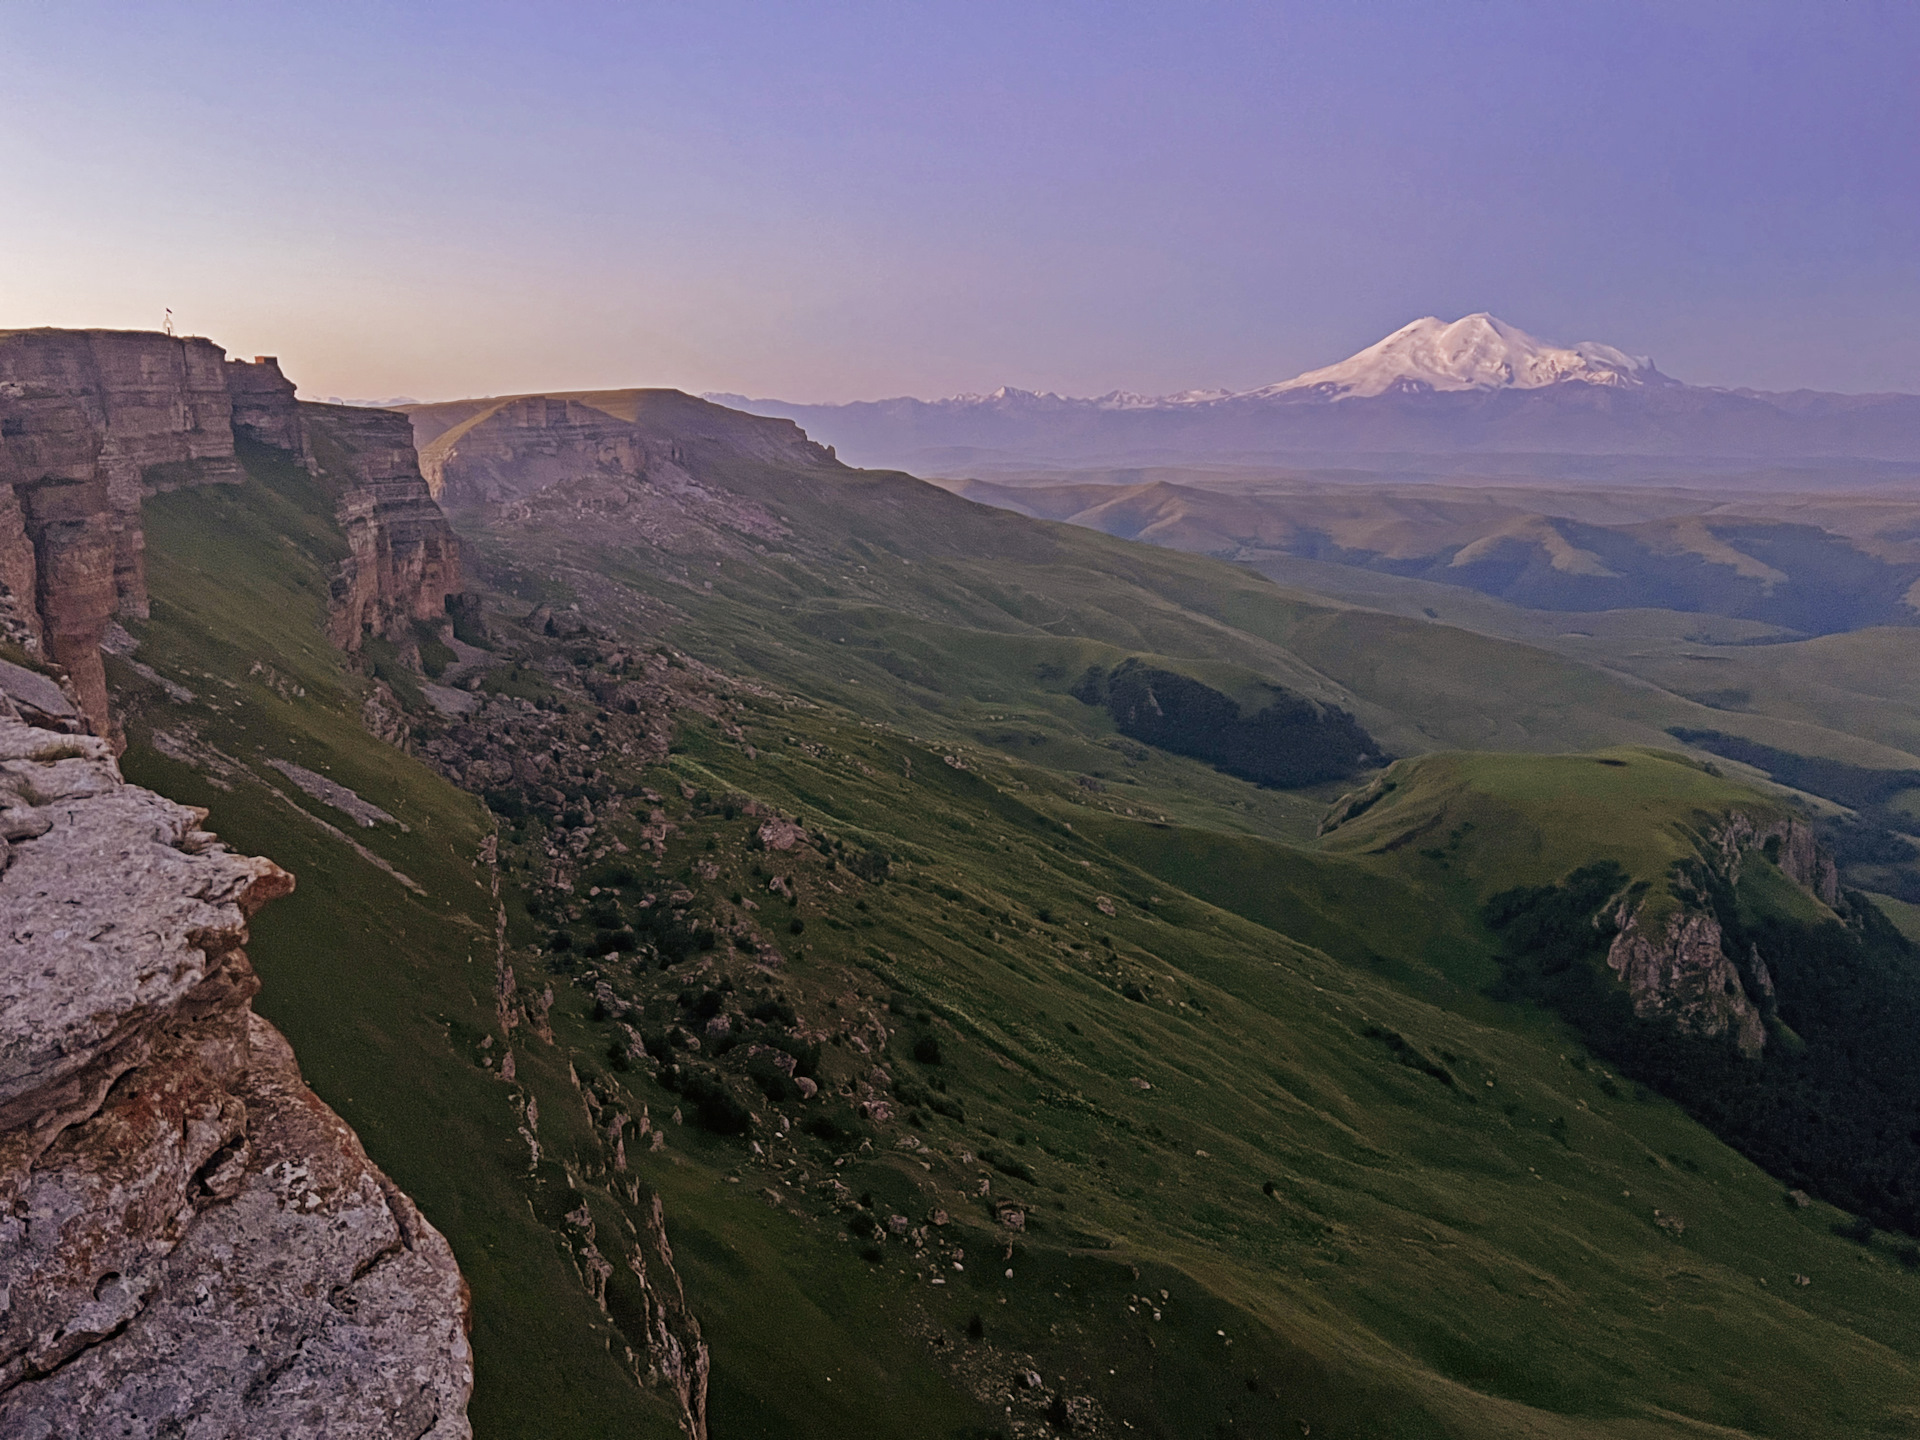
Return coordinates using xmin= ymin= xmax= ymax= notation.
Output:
xmin=0 ymin=702 xmax=473 ymax=1436
xmin=1 ymin=331 xmax=465 ymax=740
xmin=408 ymin=388 xmax=837 ymax=507
xmin=0 ymin=330 xmax=246 ymax=733
xmin=225 ymin=353 xmax=311 ymax=462
xmin=305 ymin=404 xmax=464 ymax=652
xmin=1605 ymin=814 xmax=1836 ymax=1057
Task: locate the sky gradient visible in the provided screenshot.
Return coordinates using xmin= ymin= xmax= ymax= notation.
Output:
xmin=6 ymin=1 xmax=1917 ymax=403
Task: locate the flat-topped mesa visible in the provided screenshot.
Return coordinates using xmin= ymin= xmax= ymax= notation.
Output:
xmin=406 ymin=388 xmax=840 ymax=507
xmin=0 ymin=700 xmax=473 ymax=1435
xmin=0 ymin=330 xmax=247 ymax=732
xmin=304 ymin=403 xmax=464 ymax=652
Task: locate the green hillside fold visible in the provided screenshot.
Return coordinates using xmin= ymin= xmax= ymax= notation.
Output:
xmin=100 ymin=392 xmax=1920 ymax=1439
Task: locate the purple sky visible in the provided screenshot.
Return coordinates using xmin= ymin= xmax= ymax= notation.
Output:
xmin=6 ymin=2 xmax=1917 ymax=402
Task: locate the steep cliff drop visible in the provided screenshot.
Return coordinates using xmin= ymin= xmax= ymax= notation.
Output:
xmin=0 ymin=698 xmax=473 ymax=1436
xmin=303 ymin=403 xmax=465 ymax=654
xmin=0 ymin=330 xmax=463 ymax=743
xmin=0 ymin=330 xmax=244 ymax=737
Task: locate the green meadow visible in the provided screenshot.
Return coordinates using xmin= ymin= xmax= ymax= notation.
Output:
xmin=104 ymin=435 xmax=1920 ymax=1438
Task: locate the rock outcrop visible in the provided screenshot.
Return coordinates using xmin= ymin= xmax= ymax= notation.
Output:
xmin=1606 ymin=905 xmax=1769 ymax=1057
xmin=225 ymin=353 xmax=311 ymax=462
xmin=305 ymin=404 xmax=464 ymax=653
xmin=627 ymin=1192 xmax=710 ymax=1439
xmin=0 ymin=702 xmax=473 ymax=1436
xmin=2 ymin=331 xmax=465 ymax=741
xmin=407 ymin=388 xmax=837 ymax=507
xmin=0 ymin=330 xmax=246 ymax=734
xmin=1605 ymin=814 xmax=1836 ymax=1058
xmin=1709 ymin=812 xmax=1842 ymax=907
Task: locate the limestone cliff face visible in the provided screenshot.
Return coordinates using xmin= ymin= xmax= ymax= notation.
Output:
xmin=305 ymin=404 xmax=464 ymax=652
xmin=1604 ymin=814 xmax=1836 ymax=1058
xmin=0 ymin=701 xmax=473 ymax=1436
xmin=0 ymin=330 xmax=246 ymax=734
xmin=420 ymin=397 xmax=647 ymax=505
xmin=224 ymin=353 xmax=311 ymax=462
xmin=410 ymin=389 xmax=839 ymax=507
xmin=1 ymin=332 xmax=465 ymax=740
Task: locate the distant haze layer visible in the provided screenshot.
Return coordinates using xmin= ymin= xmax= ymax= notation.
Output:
xmin=712 ymin=315 xmax=1920 ymax=474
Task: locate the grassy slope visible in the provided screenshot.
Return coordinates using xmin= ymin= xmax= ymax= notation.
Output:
xmin=1650 ymin=627 xmax=1920 ymax=762
xmin=631 ymin=704 xmax=1920 ymax=1440
xmin=440 ymin=452 xmax=1920 ymax=1437
xmin=105 ymin=430 xmax=1920 ymax=1438
xmin=1243 ymin=548 xmax=1920 ymax=771
xmin=1316 ymin=748 xmax=1793 ymax=914
xmin=480 ymin=454 xmax=1729 ymax=783
xmin=118 ymin=445 xmax=686 ymax=1439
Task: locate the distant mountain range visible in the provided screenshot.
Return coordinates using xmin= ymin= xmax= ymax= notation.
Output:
xmin=940 ymin=471 xmax=1920 ymax=636
xmin=711 ymin=314 xmax=1920 ymax=472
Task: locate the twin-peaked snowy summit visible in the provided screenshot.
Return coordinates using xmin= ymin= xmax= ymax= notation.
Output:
xmin=715 ymin=312 xmax=1920 ymax=466
xmin=721 ymin=315 xmax=1673 ymax=417
xmin=929 ymin=314 xmax=1671 ymax=407
xmin=1254 ymin=313 xmax=1671 ymax=399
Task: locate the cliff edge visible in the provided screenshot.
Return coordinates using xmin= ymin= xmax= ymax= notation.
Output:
xmin=0 ymin=700 xmax=473 ymax=1436
xmin=304 ymin=403 xmax=465 ymax=654
xmin=2 ymin=331 xmax=463 ymax=741
xmin=405 ymin=388 xmax=838 ymax=507
xmin=0 ymin=330 xmax=250 ymax=734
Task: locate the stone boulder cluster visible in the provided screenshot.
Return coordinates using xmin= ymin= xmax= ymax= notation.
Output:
xmin=0 ymin=328 xmax=462 ymax=739
xmin=0 ymin=698 xmax=472 ymax=1436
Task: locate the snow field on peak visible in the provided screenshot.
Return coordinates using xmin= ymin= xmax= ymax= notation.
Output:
xmin=1251 ymin=313 xmax=1661 ymax=399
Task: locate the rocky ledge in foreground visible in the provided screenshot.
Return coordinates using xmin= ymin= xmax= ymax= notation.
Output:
xmin=0 ymin=702 xmax=472 ymax=1437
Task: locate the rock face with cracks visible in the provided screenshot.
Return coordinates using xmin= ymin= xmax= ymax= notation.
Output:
xmin=306 ymin=403 xmax=465 ymax=655
xmin=1604 ymin=814 xmax=1839 ymax=1059
xmin=0 ymin=330 xmax=245 ymax=735
xmin=0 ymin=701 xmax=473 ymax=1437
xmin=1 ymin=330 xmax=464 ymax=742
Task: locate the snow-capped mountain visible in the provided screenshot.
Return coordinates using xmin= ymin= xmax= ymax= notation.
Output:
xmin=710 ymin=315 xmax=1920 ymax=471
xmin=1249 ymin=313 xmax=1671 ymax=399
xmin=714 ymin=316 xmax=1667 ymax=417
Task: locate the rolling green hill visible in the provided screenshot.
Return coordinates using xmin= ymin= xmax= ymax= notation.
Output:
xmin=938 ymin=472 xmax=1920 ymax=637
xmin=107 ymin=398 xmax=1920 ymax=1438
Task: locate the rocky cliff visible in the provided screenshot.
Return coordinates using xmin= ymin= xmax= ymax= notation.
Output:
xmin=225 ymin=353 xmax=311 ymax=462
xmin=1605 ymin=814 xmax=1839 ymax=1057
xmin=1 ymin=331 xmax=464 ymax=740
xmin=0 ymin=330 xmax=248 ymax=735
xmin=0 ymin=698 xmax=473 ymax=1436
xmin=407 ymin=388 xmax=838 ymax=507
xmin=304 ymin=404 xmax=464 ymax=653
